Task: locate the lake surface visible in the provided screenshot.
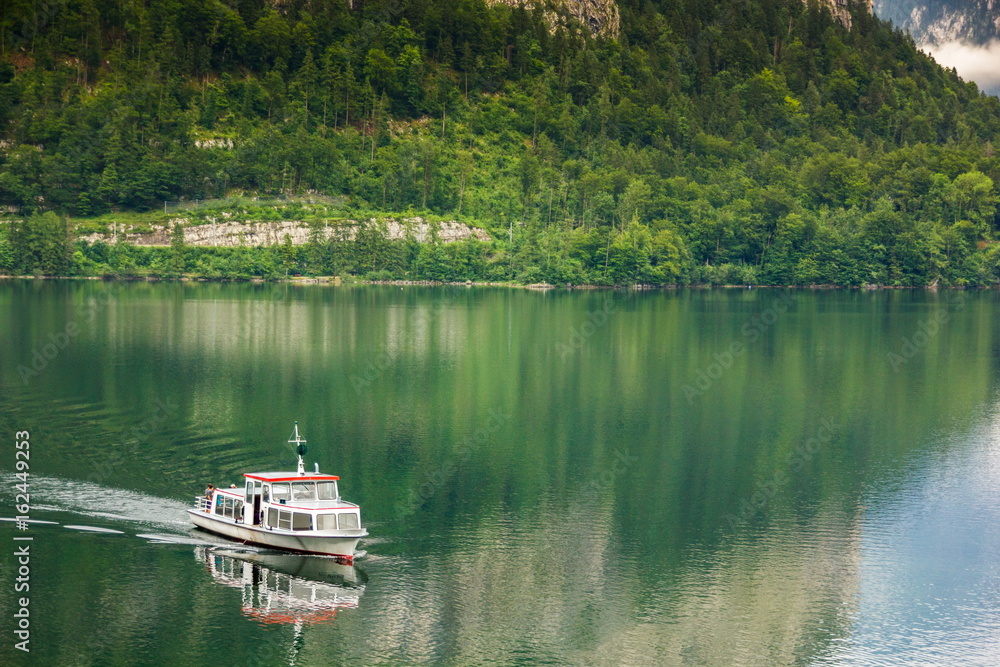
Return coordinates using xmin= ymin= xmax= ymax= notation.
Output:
xmin=1 ymin=282 xmax=999 ymax=665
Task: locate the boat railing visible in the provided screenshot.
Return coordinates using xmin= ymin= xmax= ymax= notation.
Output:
xmin=193 ymin=496 xmax=212 ymax=512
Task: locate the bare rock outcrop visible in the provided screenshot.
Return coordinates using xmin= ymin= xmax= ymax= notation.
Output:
xmin=77 ymin=217 xmax=492 ymax=247
xmin=819 ymin=0 xmax=873 ymax=30
xmin=488 ymin=0 xmax=620 ymax=38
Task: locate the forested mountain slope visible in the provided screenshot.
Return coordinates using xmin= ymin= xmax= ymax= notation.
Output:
xmin=1 ymin=0 xmax=1000 ymax=285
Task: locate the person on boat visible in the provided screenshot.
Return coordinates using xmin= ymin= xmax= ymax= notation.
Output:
xmin=204 ymin=484 xmax=215 ymax=511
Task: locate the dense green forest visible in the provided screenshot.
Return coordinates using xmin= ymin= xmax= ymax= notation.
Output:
xmin=1 ymin=0 xmax=1000 ymax=285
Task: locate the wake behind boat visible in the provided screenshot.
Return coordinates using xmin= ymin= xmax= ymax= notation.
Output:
xmin=187 ymin=423 xmax=367 ymax=562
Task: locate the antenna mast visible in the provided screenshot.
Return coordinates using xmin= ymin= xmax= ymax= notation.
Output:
xmin=289 ymin=421 xmax=308 ymax=475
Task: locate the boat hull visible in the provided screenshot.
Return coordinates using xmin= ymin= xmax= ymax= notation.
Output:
xmin=188 ymin=510 xmax=365 ymax=562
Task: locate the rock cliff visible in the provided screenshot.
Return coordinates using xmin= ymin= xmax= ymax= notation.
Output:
xmin=823 ymin=0 xmax=874 ymax=30
xmin=487 ymin=0 xmax=620 ymax=38
xmin=77 ymin=218 xmax=492 ymax=248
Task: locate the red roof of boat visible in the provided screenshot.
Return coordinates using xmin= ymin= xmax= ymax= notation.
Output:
xmin=244 ymin=472 xmax=340 ymax=482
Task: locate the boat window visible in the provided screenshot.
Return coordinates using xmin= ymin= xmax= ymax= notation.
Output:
xmin=317 ymin=482 xmax=338 ymax=500
xmin=214 ymin=496 xmax=225 ymax=515
xmin=266 ymin=508 xmax=295 ymax=530
xmin=317 ymin=514 xmax=338 ymax=530
xmin=220 ymin=497 xmax=242 ymax=520
xmin=292 ymin=513 xmax=311 ymax=531
xmin=263 ymin=485 xmax=270 ymax=504
xmin=271 ymin=483 xmax=290 ymax=502
xmin=245 ymin=481 xmax=253 ymax=503
xmin=339 ymin=512 xmax=359 ymax=530
xmin=291 ymin=482 xmax=315 ymax=501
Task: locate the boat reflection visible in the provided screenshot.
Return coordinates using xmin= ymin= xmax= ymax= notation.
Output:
xmin=195 ymin=546 xmax=366 ymax=626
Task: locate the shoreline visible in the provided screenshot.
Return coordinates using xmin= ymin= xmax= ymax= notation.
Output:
xmin=0 ymin=274 xmax=986 ymax=290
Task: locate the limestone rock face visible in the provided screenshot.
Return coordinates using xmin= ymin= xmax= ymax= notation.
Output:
xmin=77 ymin=217 xmax=491 ymax=248
xmin=488 ymin=0 xmax=620 ymax=38
xmin=563 ymin=0 xmax=620 ymax=36
xmin=823 ymin=0 xmax=874 ymax=30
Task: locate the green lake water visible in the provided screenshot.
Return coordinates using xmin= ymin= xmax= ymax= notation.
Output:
xmin=1 ymin=281 xmax=999 ymax=665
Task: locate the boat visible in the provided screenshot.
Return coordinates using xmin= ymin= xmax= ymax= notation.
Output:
xmin=187 ymin=422 xmax=367 ymax=562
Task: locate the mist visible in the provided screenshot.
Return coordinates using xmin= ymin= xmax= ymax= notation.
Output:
xmin=922 ymin=39 xmax=1000 ymax=96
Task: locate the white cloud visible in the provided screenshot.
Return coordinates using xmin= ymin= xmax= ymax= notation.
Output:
xmin=921 ymin=39 xmax=1000 ymax=95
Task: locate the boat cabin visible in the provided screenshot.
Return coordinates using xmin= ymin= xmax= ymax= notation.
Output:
xmin=207 ymin=472 xmax=362 ymax=534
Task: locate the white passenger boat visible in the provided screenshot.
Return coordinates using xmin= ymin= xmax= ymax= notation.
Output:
xmin=187 ymin=423 xmax=367 ymax=562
